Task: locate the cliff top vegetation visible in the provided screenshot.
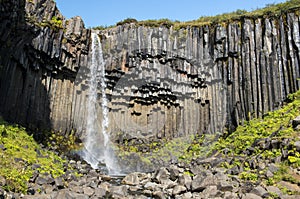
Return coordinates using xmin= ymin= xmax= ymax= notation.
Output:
xmin=93 ymin=0 xmax=300 ymax=30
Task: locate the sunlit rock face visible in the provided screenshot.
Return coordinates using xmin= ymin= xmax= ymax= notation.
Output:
xmin=1 ymin=0 xmax=300 ymax=144
xmin=84 ymin=16 xmax=300 ymax=143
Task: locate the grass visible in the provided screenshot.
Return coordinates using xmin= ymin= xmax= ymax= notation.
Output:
xmin=213 ymin=90 xmax=300 ymax=156
xmin=116 ymin=89 xmax=300 ymax=193
xmin=0 ymin=119 xmax=68 ymax=193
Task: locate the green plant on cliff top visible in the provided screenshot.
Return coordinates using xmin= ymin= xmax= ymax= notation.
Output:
xmin=93 ymin=0 xmax=300 ymax=30
xmin=0 ymin=121 xmax=67 ymax=193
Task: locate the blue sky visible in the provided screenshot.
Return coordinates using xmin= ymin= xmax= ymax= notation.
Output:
xmin=55 ymin=0 xmax=287 ymax=28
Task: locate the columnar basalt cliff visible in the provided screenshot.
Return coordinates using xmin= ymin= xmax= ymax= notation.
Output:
xmin=0 ymin=0 xmax=89 ymax=135
xmin=0 ymin=0 xmax=300 ymax=144
xmin=91 ymin=13 xmax=300 ymax=143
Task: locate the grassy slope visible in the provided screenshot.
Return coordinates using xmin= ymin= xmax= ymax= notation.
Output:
xmin=0 ymin=120 xmax=67 ymax=193
xmin=118 ymin=90 xmax=300 ymax=194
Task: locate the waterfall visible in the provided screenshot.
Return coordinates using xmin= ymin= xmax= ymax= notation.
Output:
xmin=80 ymin=32 xmax=120 ymax=174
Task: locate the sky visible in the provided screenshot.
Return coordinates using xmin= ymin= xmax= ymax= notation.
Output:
xmin=55 ymin=0 xmax=287 ymax=28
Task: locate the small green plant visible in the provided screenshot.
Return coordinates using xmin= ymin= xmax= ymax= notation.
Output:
xmin=116 ymin=18 xmax=138 ymax=26
xmin=50 ymin=16 xmax=63 ymax=30
xmin=239 ymin=171 xmax=258 ymax=182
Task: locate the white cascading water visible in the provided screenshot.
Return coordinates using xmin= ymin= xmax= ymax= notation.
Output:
xmin=80 ymin=32 xmax=120 ymax=174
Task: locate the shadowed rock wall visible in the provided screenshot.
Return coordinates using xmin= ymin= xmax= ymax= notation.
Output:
xmin=0 ymin=0 xmax=89 ymax=136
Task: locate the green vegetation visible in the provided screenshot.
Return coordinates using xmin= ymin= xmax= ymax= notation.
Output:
xmin=0 ymin=120 xmax=68 ymax=193
xmin=46 ymin=129 xmax=81 ymax=154
xmin=213 ymin=90 xmax=300 ymax=156
xmin=117 ymin=90 xmax=300 ymax=195
xmin=93 ymin=0 xmax=300 ymax=30
xmin=49 ymin=16 xmax=63 ymax=30
xmin=26 ymin=15 xmax=64 ymax=32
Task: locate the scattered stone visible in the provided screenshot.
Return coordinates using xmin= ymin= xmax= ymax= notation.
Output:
xmin=0 ymin=176 xmax=6 ymax=187
xmin=178 ymin=173 xmax=192 ymax=190
xmin=294 ymin=141 xmax=300 ymax=152
xmin=181 ymin=192 xmax=193 ymax=199
xmin=122 ymin=172 xmax=140 ymax=185
xmin=191 ymin=173 xmax=217 ymax=192
xmin=242 ymin=193 xmax=263 ymax=199
xmin=172 ymin=185 xmax=186 ymax=196
xmin=83 ymin=187 xmax=94 ymax=196
xmin=218 ymin=181 xmax=234 ymax=192
xmin=168 ymin=165 xmax=181 ymax=181
xmin=153 ymin=190 xmax=165 ymax=199
xmin=54 ymin=177 xmax=64 ymax=189
xmin=0 ymin=144 xmax=6 ymax=151
xmin=292 ymin=115 xmax=300 ymax=128
xmin=278 ymin=181 xmax=300 ymax=193
xmin=110 ymin=185 xmax=128 ymax=198
xmin=55 ymin=190 xmax=89 ymax=199
xmin=251 ymin=185 xmax=269 ymax=198
xmin=153 ymin=167 xmax=169 ymax=184
xmin=144 ymin=182 xmax=159 ymax=191
xmin=266 ymin=186 xmax=283 ymax=198
xmin=93 ymin=187 xmax=107 ymax=198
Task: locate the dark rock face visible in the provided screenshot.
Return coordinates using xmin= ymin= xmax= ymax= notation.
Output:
xmin=1 ymin=0 xmax=300 ymax=143
xmin=0 ymin=0 xmax=89 ymax=134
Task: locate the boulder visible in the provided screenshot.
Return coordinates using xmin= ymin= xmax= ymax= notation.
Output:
xmin=110 ymin=185 xmax=129 ymax=198
xmin=153 ymin=167 xmax=170 ymax=184
xmin=292 ymin=115 xmax=300 ymax=128
xmin=178 ymin=173 xmax=192 ymax=190
xmin=242 ymin=193 xmax=263 ymax=199
xmin=191 ymin=173 xmax=217 ymax=192
xmin=55 ymin=189 xmax=89 ymax=199
xmin=172 ymin=185 xmax=186 ymax=196
xmin=250 ymin=185 xmax=269 ymax=198
xmin=83 ymin=187 xmax=94 ymax=197
xmin=122 ymin=172 xmax=140 ymax=185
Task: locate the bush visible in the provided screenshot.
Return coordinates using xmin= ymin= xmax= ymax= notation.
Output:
xmin=116 ymin=18 xmax=138 ymax=26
